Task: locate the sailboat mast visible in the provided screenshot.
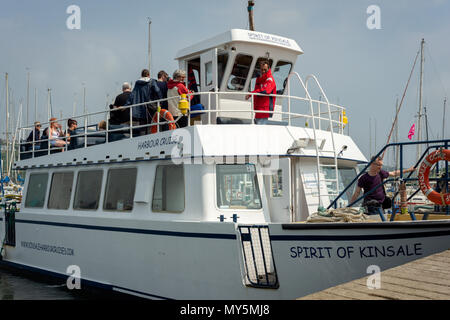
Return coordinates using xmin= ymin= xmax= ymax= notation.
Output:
xmin=147 ymin=18 xmax=152 ymax=77
xmin=417 ymin=38 xmax=425 ymax=160
xmin=5 ymin=73 xmax=9 ymax=178
xmin=395 ymin=98 xmax=399 ymax=168
xmin=26 ymin=69 xmax=30 ymax=126
xmin=443 ymin=98 xmax=447 ymax=140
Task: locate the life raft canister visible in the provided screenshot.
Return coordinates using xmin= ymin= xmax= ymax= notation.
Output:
xmin=151 ymin=109 xmax=177 ymax=134
xmin=418 ymin=149 xmax=450 ymax=205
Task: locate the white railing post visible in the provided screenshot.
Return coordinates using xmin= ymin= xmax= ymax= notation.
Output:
xmin=130 ymin=105 xmax=133 ymax=139
xmin=287 ymin=78 xmax=291 ymax=126
xmin=208 ymin=92 xmax=211 ymax=124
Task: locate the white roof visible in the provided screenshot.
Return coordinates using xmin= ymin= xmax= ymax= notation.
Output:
xmin=175 ymin=29 xmax=303 ymax=60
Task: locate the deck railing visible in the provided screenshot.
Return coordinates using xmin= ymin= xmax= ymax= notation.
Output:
xmin=328 ymin=139 xmax=450 ymax=219
xmin=17 ymin=73 xmax=347 ymax=160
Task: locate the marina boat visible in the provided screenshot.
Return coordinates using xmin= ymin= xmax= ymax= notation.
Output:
xmin=1 ymin=28 xmax=450 ymax=300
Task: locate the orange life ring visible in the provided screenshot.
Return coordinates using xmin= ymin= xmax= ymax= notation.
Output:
xmin=150 ymin=109 xmax=177 ymax=134
xmin=418 ymin=149 xmax=450 ymax=205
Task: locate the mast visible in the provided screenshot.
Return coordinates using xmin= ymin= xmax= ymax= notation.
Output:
xmin=34 ymin=88 xmax=37 ymax=123
xmin=5 ymin=73 xmax=9 ymax=178
xmin=443 ymin=98 xmax=447 ymax=140
xmin=26 ymin=69 xmax=30 ymax=126
xmin=248 ymin=1 xmax=255 ymax=31
xmin=417 ymin=38 xmax=425 ymax=161
xmin=147 ymin=18 xmax=152 ymax=77
xmin=395 ymin=97 xmax=399 ymax=168
xmin=47 ymin=88 xmax=51 ymax=120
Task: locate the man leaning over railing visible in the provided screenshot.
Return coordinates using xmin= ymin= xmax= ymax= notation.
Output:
xmin=350 ymin=156 xmax=415 ymax=215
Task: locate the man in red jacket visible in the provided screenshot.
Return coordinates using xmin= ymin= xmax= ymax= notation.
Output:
xmin=245 ymin=59 xmax=277 ymax=124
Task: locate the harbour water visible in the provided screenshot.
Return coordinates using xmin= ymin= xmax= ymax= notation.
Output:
xmin=0 ymin=266 xmax=137 ymax=300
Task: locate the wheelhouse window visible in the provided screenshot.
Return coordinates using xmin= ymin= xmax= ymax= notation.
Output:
xmin=152 ymin=165 xmax=185 ymax=213
xmin=216 ymin=164 xmax=262 ymax=210
xmin=248 ymin=58 xmax=273 ymax=92
xmin=272 ymin=61 xmax=293 ymax=94
xmin=48 ymin=172 xmax=74 ymax=210
xmin=322 ymin=166 xmax=358 ymax=206
xmin=217 ymin=52 xmax=229 ymax=89
xmin=73 ymin=170 xmax=103 ymax=210
xmin=25 ymin=173 xmax=49 ymax=208
xmin=271 ymin=169 xmax=283 ymax=198
xmin=104 ymin=168 xmax=137 ymax=211
xmin=227 ymin=54 xmax=253 ymax=91
xmin=205 ymin=61 xmax=213 ymax=86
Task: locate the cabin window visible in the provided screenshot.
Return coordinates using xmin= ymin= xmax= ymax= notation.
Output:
xmin=248 ymin=58 xmax=273 ymax=92
xmin=271 ymin=169 xmax=283 ymax=198
xmin=272 ymin=61 xmax=293 ymax=94
xmin=322 ymin=167 xmax=357 ymax=206
xmin=48 ymin=172 xmax=74 ymax=210
xmin=104 ymin=168 xmax=137 ymax=211
xmin=216 ymin=164 xmax=262 ymax=210
xmin=152 ymin=165 xmax=185 ymax=213
xmin=217 ymin=53 xmax=229 ymax=88
xmin=73 ymin=170 xmax=103 ymax=210
xmin=227 ymin=54 xmax=253 ymax=91
xmin=25 ymin=173 xmax=49 ymax=208
xmin=205 ymin=61 xmax=213 ymax=86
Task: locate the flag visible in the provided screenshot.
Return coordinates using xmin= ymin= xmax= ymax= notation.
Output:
xmin=408 ymin=124 xmax=415 ymax=140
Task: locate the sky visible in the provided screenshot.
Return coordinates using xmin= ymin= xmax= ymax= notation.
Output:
xmin=0 ymin=0 xmax=449 ymax=165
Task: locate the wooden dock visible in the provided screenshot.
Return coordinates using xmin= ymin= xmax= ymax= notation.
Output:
xmin=298 ymin=249 xmax=450 ymax=300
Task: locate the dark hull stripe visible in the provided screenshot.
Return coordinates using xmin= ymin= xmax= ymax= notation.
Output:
xmin=270 ymin=229 xmax=450 ymax=241
xmin=13 ymin=219 xmax=237 ymax=240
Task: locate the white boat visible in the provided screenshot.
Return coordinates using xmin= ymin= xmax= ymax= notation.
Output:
xmin=1 ymin=29 xmax=450 ymax=300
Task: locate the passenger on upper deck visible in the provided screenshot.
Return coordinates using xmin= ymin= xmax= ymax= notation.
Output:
xmin=109 ymin=82 xmax=132 ymax=126
xmin=26 ymin=121 xmax=41 ymax=144
xmin=167 ymin=69 xmax=191 ymax=128
xmin=66 ymin=118 xmax=78 ymax=142
xmin=48 ymin=118 xmax=67 ymax=149
xmin=126 ymin=69 xmax=162 ymax=135
xmin=245 ymin=59 xmax=277 ymax=125
xmin=157 ymin=71 xmax=169 ymax=109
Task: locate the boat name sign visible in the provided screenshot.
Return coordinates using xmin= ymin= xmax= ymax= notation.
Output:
xmin=290 ymin=242 xmax=423 ymax=260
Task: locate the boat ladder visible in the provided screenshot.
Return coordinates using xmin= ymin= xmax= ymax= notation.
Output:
xmin=287 ymin=72 xmax=340 ymax=207
xmin=237 ymin=225 xmax=279 ymax=289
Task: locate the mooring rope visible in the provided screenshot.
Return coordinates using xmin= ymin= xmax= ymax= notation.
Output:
xmin=307 ymin=207 xmax=370 ymax=223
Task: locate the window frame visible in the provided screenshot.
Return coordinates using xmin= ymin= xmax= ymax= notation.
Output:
xmin=24 ymin=172 xmax=49 ymax=209
xmin=73 ymin=169 xmax=104 ymax=211
xmin=151 ymin=164 xmax=185 ymax=214
xmin=215 ymin=163 xmax=263 ymax=212
xmin=103 ymin=167 xmax=137 ymax=212
xmin=226 ymin=53 xmax=255 ymax=92
xmin=47 ymin=171 xmax=74 ymax=210
xmin=271 ymin=60 xmax=293 ymax=95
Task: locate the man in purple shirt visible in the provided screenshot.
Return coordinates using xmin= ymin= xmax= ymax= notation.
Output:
xmin=350 ymin=156 xmax=415 ymax=215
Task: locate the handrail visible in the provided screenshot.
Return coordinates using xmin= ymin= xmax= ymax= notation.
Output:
xmin=17 ymin=75 xmax=348 ymax=161
xmin=328 ymin=139 xmax=450 ymax=210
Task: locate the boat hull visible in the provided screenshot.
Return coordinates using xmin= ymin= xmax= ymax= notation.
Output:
xmin=1 ymin=212 xmax=450 ymax=299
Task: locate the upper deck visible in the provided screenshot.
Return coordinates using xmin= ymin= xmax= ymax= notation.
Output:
xmin=15 ymin=29 xmax=364 ymax=168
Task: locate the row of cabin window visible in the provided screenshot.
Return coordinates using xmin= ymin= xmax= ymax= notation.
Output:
xmin=24 ymin=165 xmax=185 ymax=213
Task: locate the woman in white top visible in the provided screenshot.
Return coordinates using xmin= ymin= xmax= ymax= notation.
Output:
xmin=49 ymin=118 xmax=67 ymax=149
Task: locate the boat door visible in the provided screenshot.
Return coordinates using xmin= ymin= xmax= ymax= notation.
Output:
xmin=200 ymin=48 xmax=218 ymax=122
xmin=265 ymin=158 xmax=293 ymax=222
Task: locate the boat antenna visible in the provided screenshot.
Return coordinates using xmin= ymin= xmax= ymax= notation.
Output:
xmin=248 ymin=1 xmax=255 ymax=31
